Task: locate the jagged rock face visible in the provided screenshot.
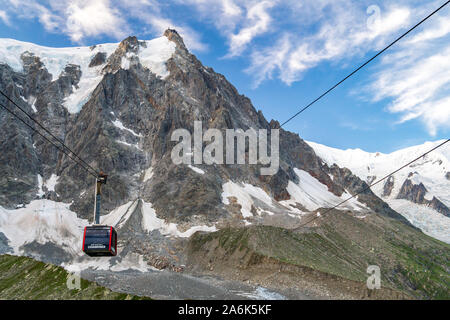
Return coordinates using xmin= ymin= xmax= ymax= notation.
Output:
xmin=397 ymin=179 xmax=449 ymax=217
xmin=0 ymin=30 xmax=408 ymax=227
xmin=325 ymin=164 xmax=404 ymax=221
xmin=429 ymin=197 xmax=450 ymax=217
xmin=383 ymin=176 xmax=394 ymax=197
xmin=89 ymin=52 xmax=107 ymax=68
xmin=397 ymin=179 xmax=427 ymax=203
xmin=446 ymin=172 xmax=450 ymax=180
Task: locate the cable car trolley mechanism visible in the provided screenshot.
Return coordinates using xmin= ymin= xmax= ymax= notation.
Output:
xmin=82 ymin=172 xmax=117 ymax=257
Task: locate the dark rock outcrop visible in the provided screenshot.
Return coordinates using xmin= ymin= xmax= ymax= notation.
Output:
xmin=382 ymin=176 xmax=394 ymax=197
xmin=397 ymin=179 xmax=427 ymax=203
xmin=429 ymin=197 xmax=450 ymax=217
xmin=89 ymin=52 xmax=107 ymax=67
xmin=397 ymin=179 xmax=449 ymax=217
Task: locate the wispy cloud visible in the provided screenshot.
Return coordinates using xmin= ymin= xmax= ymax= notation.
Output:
xmin=227 ymin=1 xmax=276 ymax=57
xmin=3 ymin=0 xmax=126 ymax=42
xmin=369 ymin=45 xmax=450 ymax=136
xmin=1 ymin=0 xmax=206 ymax=50
xmin=0 ymin=10 xmax=10 ymax=26
xmin=363 ymin=4 xmax=450 ymax=136
xmin=120 ymin=1 xmax=207 ymax=52
xmin=245 ymin=3 xmax=413 ymax=87
xmin=65 ymin=0 xmax=128 ymax=42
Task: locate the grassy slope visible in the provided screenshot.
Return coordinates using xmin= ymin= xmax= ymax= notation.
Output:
xmin=189 ymin=211 xmax=450 ymax=299
xmin=0 ymin=254 xmax=150 ymax=300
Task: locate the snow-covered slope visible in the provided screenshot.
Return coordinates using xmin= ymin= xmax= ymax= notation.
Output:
xmin=0 ymin=198 xmax=215 ymax=270
xmin=0 ymin=37 xmax=175 ymax=113
xmin=0 ymin=200 xmax=86 ymax=257
xmin=307 ymin=140 xmax=450 ymax=243
xmin=221 ymin=168 xmax=369 ymax=225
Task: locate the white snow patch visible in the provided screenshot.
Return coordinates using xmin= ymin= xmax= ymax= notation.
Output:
xmin=143 ymin=167 xmax=154 ymax=182
xmin=233 ymin=287 xmax=286 ymax=300
xmin=30 ymin=101 xmax=37 ymax=113
xmin=116 ymin=139 xmax=142 ymax=150
xmin=188 ymin=165 xmax=205 ymax=175
xmin=0 ymin=200 xmax=88 ymax=256
xmin=278 ymin=201 xmax=307 ymax=216
xmin=388 ymin=199 xmax=450 ymax=243
xmin=101 ymin=200 xmax=138 ymax=228
xmin=141 ymin=201 xmax=216 ymax=237
xmin=44 ymin=174 xmax=59 ymax=192
xmin=65 ymin=252 xmax=152 ymax=273
xmin=36 ymin=174 xmax=44 ymax=197
xmin=138 ymin=37 xmax=176 ymax=78
xmin=424 ymin=192 xmax=434 ymax=201
xmin=120 ymin=56 xmax=130 ymax=70
xmin=221 ymin=182 xmax=253 ymax=218
xmin=286 ymin=169 xmax=366 ymax=212
xmin=0 ymin=38 xmax=119 ymax=114
xmin=112 ymin=118 xmax=142 ymax=137
xmin=221 ymin=181 xmax=275 ymax=218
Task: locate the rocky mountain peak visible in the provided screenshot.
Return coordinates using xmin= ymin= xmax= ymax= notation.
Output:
xmin=20 ymin=51 xmax=44 ymax=72
xmin=164 ymin=28 xmax=187 ymax=50
xmin=396 ymin=178 xmax=449 ymax=217
xmin=269 ymin=119 xmax=281 ymax=129
xmin=397 ymin=179 xmax=427 ymax=203
xmin=117 ymin=36 xmax=140 ymax=54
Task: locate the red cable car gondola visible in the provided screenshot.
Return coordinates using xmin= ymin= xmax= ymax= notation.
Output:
xmin=82 ymin=225 xmax=117 ymax=257
xmin=82 ymin=172 xmax=117 ymax=257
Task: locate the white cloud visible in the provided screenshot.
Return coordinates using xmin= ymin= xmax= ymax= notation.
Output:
xmin=245 ymin=4 xmax=414 ymax=86
xmin=421 ymin=97 xmax=450 ymax=136
xmin=368 ymin=44 xmax=450 ymax=136
xmin=244 ymin=34 xmax=291 ymax=88
xmin=240 ymin=0 xmax=450 ymax=135
xmin=2 ymin=0 xmax=125 ymax=41
xmin=0 ymin=10 xmax=10 ymax=25
xmin=65 ymin=0 xmax=127 ymax=42
xmin=179 ymin=0 xmax=278 ymax=56
xmin=130 ymin=11 xmax=207 ymax=52
xmin=407 ymin=16 xmax=450 ymax=44
xmin=5 ymin=0 xmax=63 ymax=31
xmin=227 ymin=0 xmax=276 ymax=57
xmin=1 ymin=0 xmax=205 ymax=50
xmin=178 ymin=0 xmax=242 ymax=32
xmin=356 ymin=2 xmax=450 ymax=136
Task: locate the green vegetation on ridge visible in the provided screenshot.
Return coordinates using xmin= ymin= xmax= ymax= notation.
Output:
xmin=0 ymin=254 xmax=150 ymax=300
xmin=189 ymin=211 xmax=450 ymax=299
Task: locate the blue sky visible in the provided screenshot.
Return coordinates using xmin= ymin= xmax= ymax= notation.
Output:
xmin=0 ymin=0 xmax=449 ymax=153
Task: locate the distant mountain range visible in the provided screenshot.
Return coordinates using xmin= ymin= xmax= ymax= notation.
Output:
xmin=307 ymin=140 xmax=450 ymax=243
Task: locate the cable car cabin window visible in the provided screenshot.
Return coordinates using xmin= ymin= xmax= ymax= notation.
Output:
xmin=83 ymin=226 xmax=117 ymax=257
xmin=84 ymin=229 xmax=109 ymax=248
